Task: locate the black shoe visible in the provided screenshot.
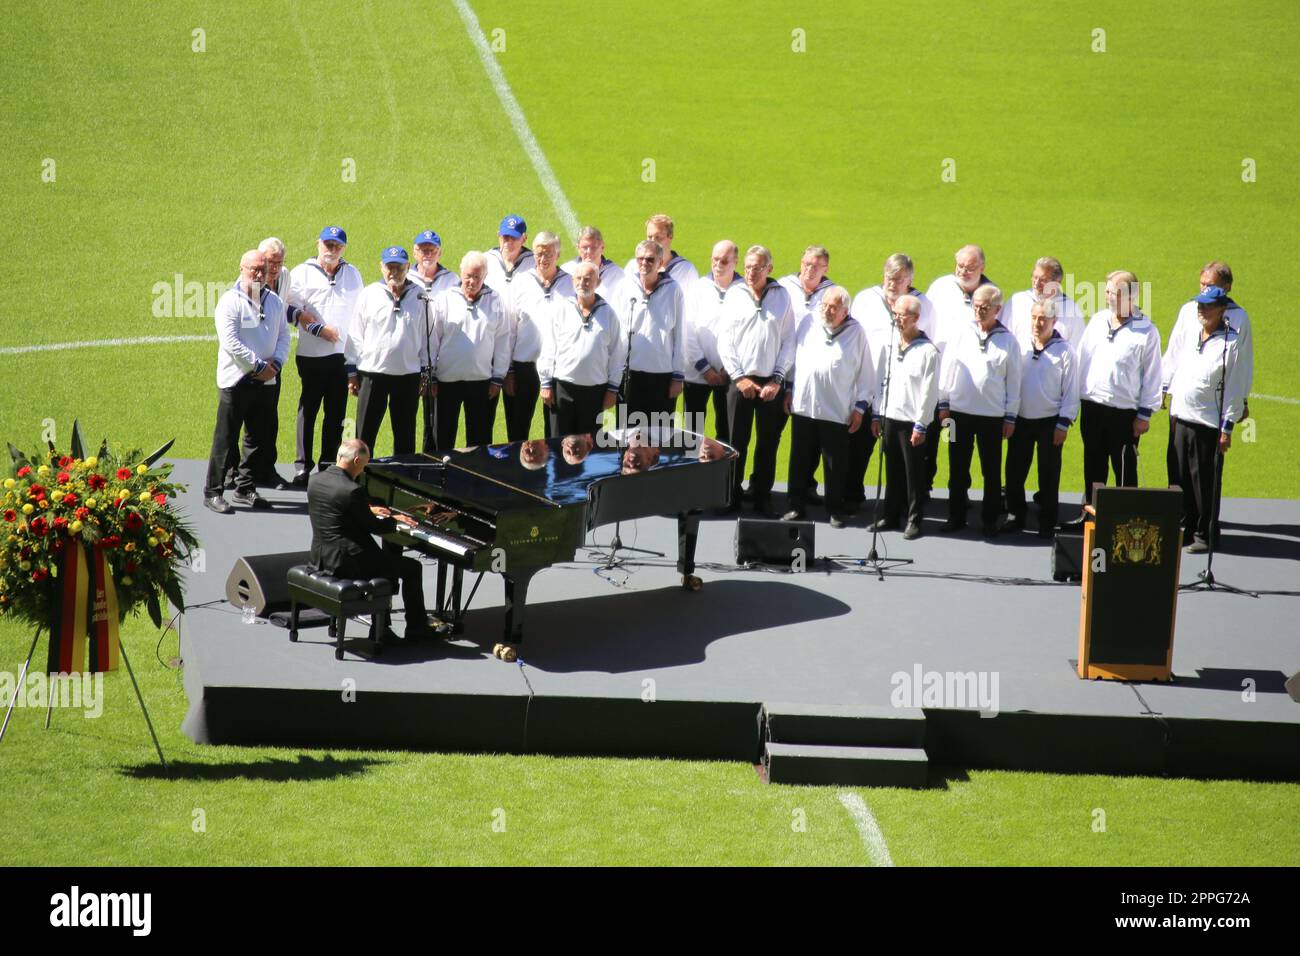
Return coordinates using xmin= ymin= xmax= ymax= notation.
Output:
xmin=259 ymin=472 xmax=291 ymax=491
xmin=940 ymin=518 xmax=967 ymax=534
xmin=753 ymin=497 xmax=777 ymax=519
xmin=903 ymin=523 xmax=922 ymax=540
xmin=290 ymin=473 xmax=310 ymax=490
xmin=869 ymin=518 xmax=899 ymax=532
xmin=829 ymin=515 xmax=846 ymax=530
xmin=231 ymin=490 xmax=270 ymax=509
xmin=805 ymin=487 xmax=824 ymax=505
xmin=716 ymin=501 xmax=742 ymax=517
xmin=1059 ymin=514 xmax=1087 ymax=530
xmin=842 ymin=501 xmax=862 ymax=515
xmin=981 ymin=520 xmax=999 ymax=538
xmin=1037 ymin=524 xmax=1056 ymax=539
xmin=781 ymin=509 xmax=806 ymax=522
xmin=741 ymin=487 xmax=754 ymax=503
xmin=1185 ymin=538 xmax=1209 ymax=554
xmin=1002 ymin=517 xmax=1025 ymax=535
xmin=204 ymin=495 xmax=233 ymax=515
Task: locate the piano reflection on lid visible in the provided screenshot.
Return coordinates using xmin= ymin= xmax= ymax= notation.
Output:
xmin=359 ymin=427 xmax=738 ymax=660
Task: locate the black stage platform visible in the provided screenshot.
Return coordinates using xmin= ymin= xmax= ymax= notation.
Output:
xmin=170 ymin=460 xmax=1300 ymax=783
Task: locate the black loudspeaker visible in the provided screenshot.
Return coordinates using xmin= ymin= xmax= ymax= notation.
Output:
xmin=225 ymin=552 xmax=312 ymax=615
xmin=735 ymin=518 xmax=815 ymax=567
xmin=1051 ymin=531 xmax=1084 ymax=582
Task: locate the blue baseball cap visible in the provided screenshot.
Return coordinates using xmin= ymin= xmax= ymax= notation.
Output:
xmin=1195 ymin=286 xmax=1229 ymax=306
xmin=414 ymin=230 xmax=442 ymax=247
xmin=319 ymin=225 xmax=347 ymax=244
xmin=381 ymin=246 xmax=409 ymax=264
xmin=499 ymin=215 xmax=526 ymax=238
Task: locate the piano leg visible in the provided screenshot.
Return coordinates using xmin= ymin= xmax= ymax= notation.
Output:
xmin=501 ymin=569 xmax=538 ymax=650
xmin=677 ymin=510 xmax=704 ymax=591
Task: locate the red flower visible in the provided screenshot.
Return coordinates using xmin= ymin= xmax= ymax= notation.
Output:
xmin=116 ymin=467 xmax=132 ymax=481
xmin=155 ymin=544 xmax=168 ymax=558
xmin=74 ymin=507 xmax=89 ymax=520
xmin=16 ymin=466 xmax=30 ymax=478
xmin=3 ymin=510 xmax=14 ymax=523
xmin=154 ymin=493 xmax=167 ymax=505
xmin=101 ymin=535 xmax=121 ymax=549
xmin=57 ymin=471 xmax=71 ymax=484
xmin=58 ymin=456 xmax=72 ymax=467
xmin=63 ymin=492 xmax=78 ymax=506
xmin=28 ymin=484 xmax=45 ymax=498
xmin=32 ymin=568 xmax=49 ymax=582
xmin=53 ymin=516 xmax=68 ymax=531
xmin=124 ymin=512 xmax=143 ymax=531
xmin=20 ymin=546 xmax=32 ymax=559
xmin=88 ymin=474 xmax=106 ymax=490
xmin=114 ymin=497 xmax=127 ymax=510
xmin=29 ymin=517 xmax=48 ymax=537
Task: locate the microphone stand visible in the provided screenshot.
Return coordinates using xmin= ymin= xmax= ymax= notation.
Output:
xmin=858 ymin=298 xmax=914 ymax=580
xmin=1179 ymin=322 xmax=1255 ymax=597
xmin=601 ymin=286 xmax=664 ymax=568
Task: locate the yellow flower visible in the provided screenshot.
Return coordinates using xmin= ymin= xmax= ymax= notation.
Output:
xmin=37 ymin=465 xmax=50 ymax=477
xmin=85 ymin=497 xmax=97 ymax=508
xmin=124 ymin=542 xmax=136 ymax=552
xmin=19 ymin=560 xmax=31 ymax=571
xmin=85 ymin=457 xmax=98 ymax=468
xmin=2 ymin=479 xmax=13 ymax=490
xmin=136 ymin=464 xmax=148 ymax=475
xmin=147 ymin=536 xmax=158 ymax=547
xmin=69 ymin=520 xmax=83 ymax=534
xmin=121 ymin=575 xmax=133 ymax=586
xmin=51 ymin=490 xmax=65 ymax=503
xmin=38 ymin=500 xmax=49 ymax=510
xmin=139 ymin=491 xmax=152 ymax=503
xmin=116 ymin=489 xmax=129 ymax=500
xmin=21 ymin=503 xmax=33 ymax=515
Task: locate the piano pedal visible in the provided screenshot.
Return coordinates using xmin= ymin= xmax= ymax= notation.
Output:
xmin=681 ymin=574 xmax=703 ymax=591
xmin=492 ymin=643 xmax=519 ymax=663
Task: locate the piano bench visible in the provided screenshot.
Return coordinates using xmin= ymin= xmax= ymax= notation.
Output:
xmin=286 ymin=566 xmax=395 ymax=661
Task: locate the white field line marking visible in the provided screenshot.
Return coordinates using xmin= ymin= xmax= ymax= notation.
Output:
xmin=450 ymin=0 xmax=581 ymax=241
xmin=838 ymin=791 xmax=895 ymax=867
xmin=1250 ymin=392 xmax=1300 ymax=406
xmin=0 ymin=335 xmax=217 ymax=355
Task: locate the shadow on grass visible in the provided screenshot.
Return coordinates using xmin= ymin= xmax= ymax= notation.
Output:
xmin=119 ymin=752 xmax=389 ymax=782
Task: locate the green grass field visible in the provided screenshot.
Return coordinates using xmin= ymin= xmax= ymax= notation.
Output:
xmin=1 ymin=1 xmax=1297 ymax=866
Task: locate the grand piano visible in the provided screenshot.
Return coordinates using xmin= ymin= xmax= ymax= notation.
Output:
xmin=360 ymin=430 xmax=737 ymax=656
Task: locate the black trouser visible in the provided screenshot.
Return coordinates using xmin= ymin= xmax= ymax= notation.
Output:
xmin=1166 ymin=414 xmax=1180 ymax=487
xmin=947 ymin=410 xmax=1004 ymax=523
xmin=1174 ymin=418 xmax=1224 ymax=545
xmin=1004 ymin=415 xmax=1063 ymax=528
xmin=726 ymin=377 xmax=787 ymax=502
xmin=421 ymin=390 xmax=438 ymax=454
xmin=683 ymin=381 xmax=729 ymax=444
xmin=787 ymin=414 xmax=850 ymax=514
xmin=295 ymin=353 xmax=348 ymax=475
xmin=922 ymin=409 xmax=941 ymax=491
xmin=881 ymin=418 xmax=927 ymax=528
xmin=504 ymin=361 xmax=540 ymax=442
xmin=625 ymin=370 xmax=676 ymax=422
xmin=342 ymin=551 xmax=426 ymax=634
xmin=550 ymin=380 xmax=608 ymax=437
xmin=436 ymin=379 xmax=495 ymax=449
xmin=224 ymin=377 xmax=283 ymax=484
xmin=843 ymin=405 xmax=879 ymax=505
xmin=356 ymin=371 xmax=421 ymax=457
xmin=1079 ymin=399 xmax=1139 ymax=498
xmin=205 ymin=378 xmax=277 ymax=498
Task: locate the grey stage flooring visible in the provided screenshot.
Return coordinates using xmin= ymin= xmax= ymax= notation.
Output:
xmin=172 ymin=459 xmax=1300 ymax=727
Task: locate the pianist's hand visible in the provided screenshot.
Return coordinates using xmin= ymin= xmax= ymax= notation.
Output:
xmin=393 ymin=514 xmax=419 ymax=528
xmin=369 ymin=505 xmax=391 ymax=518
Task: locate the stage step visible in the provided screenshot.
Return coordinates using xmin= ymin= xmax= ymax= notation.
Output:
xmin=764 ymin=742 xmax=929 ymax=788
xmin=763 ymin=702 xmax=926 ymax=748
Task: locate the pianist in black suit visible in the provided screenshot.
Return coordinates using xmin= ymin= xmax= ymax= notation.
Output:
xmin=307 ymin=439 xmax=431 ymax=640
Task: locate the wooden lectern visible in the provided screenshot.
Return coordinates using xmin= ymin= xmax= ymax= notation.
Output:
xmin=1077 ymin=486 xmax=1184 ymax=681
